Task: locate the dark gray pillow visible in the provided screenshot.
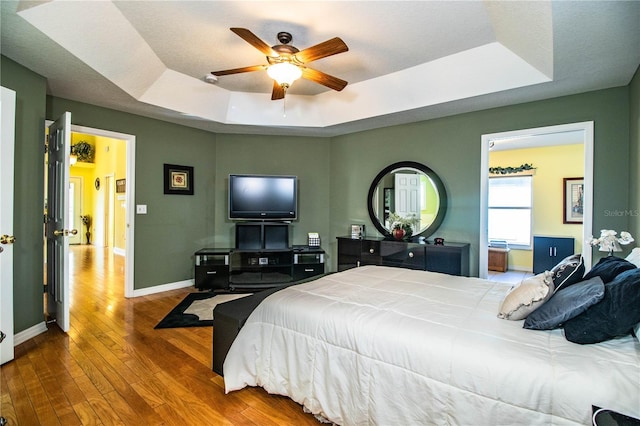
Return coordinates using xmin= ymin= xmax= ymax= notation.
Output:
xmin=551 ymin=254 xmax=585 ymax=292
xmin=582 ymin=256 xmax=636 ymax=283
xmin=523 ymin=276 xmax=604 ymax=330
xmin=564 ymin=268 xmax=640 ymax=344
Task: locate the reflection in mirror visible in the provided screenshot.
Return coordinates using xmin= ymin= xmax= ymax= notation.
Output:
xmin=367 ymin=161 xmax=447 ymax=239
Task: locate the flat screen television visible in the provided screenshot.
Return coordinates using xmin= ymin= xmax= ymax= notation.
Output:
xmin=229 ymin=174 xmax=298 ymax=220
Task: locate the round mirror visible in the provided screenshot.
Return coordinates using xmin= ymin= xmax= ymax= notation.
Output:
xmin=367 ymin=161 xmax=447 ymax=239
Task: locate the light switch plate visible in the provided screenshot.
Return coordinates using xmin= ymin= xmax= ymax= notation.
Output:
xmin=136 ymin=204 xmax=147 ymax=214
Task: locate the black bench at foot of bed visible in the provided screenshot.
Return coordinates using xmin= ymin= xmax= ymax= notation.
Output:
xmin=212 ymin=275 xmax=327 ymax=376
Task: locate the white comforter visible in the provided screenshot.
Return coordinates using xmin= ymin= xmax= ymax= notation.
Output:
xmin=224 ymin=265 xmax=640 ymax=425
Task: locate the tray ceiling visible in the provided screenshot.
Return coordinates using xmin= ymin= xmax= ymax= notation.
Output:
xmin=1 ymin=1 xmax=638 ymax=137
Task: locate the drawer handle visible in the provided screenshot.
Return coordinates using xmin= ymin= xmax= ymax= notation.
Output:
xmin=206 ymin=271 xmax=217 ymax=275
xmin=369 ymin=248 xmax=374 ymax=254
xmin=408 ymin=252 xmax=414 ymax=258
xmin=304 ymin=268 xmax=315 ymax=272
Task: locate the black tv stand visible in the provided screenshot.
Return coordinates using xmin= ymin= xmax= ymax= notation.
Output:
xmin=229 ymin=249 xmax=293 ymax=290
xmin=194 ymin=245 xmax=325 ymax=291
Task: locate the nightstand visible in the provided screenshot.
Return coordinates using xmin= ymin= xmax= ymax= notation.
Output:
xmin=488 ymin=247 xmax=509 ymax=272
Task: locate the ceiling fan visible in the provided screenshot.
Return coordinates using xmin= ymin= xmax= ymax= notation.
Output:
xmin=212 ymin=28 xmax=349 ymax=100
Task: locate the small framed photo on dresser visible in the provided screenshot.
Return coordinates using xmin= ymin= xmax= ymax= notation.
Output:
xmin=351 ymin=224 xmax=365 ymax=239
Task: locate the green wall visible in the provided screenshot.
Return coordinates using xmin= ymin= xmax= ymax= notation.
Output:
xmin=330 ymin=87 xmax=631 ymax=276
xmin=1 ymin=56 xmax=47 ymax=333
xmin=213 ymin=134 xmax=331 ymax=250
xmin=4 ymin=52 xmax=639 ymax=335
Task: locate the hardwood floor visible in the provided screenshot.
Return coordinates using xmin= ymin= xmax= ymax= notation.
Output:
xmin=1 ymin=246 xmax=319 ymax=425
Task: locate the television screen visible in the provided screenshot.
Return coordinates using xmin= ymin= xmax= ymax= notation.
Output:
xmin=229 ymin=174 xmax=297 ymax=220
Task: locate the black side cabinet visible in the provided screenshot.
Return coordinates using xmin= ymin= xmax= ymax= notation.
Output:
xmin=194 ymin=249 xmax=231 ymax=290
xmin=532 ymin=236 xmax=574 ymax=274
xmin=292 ymin=247 xmax=325 ymax=281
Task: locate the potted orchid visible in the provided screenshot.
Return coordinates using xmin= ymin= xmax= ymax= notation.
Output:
xmin=589 ymin=229 xmax=634 ymax=256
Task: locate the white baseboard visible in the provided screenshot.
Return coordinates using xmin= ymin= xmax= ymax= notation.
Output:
xmin=507 ymin=266 xmax=533 ymax=273
xmin=14 ymin=321 xmax=48 ymax=346
xmin=113 ymin=247 xmax=125 ymax=256
xmin=132 ymin=279 xmax=194 ymax=298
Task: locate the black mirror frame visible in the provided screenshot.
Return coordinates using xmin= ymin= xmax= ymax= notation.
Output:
xmin=367 ymin=161 xmax=448 ymax=240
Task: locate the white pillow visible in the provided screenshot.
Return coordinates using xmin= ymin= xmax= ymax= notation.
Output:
xmin=625 ymin=247 xmax=640 ymax=268
xmin=498 ymin=271 xmax=554 ymax=321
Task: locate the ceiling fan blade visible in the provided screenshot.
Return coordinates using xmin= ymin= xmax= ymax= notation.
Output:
xmin=211 ymin=65 xmax=266 ymax=76
xmin=294 ymin=37 xmax=348 ymax=63
xmin=271 ymin=81 xmax=285 ymax=100
xmin=230 ymin=28 xmax=276 ymax=56
xmin=301 ymin=67 xmax=348 ymax=91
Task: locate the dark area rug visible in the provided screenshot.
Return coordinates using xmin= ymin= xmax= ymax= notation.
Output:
xmin=155 ymin=292 xmax=217 ymax=329
xmin=155 ymin=292 xmax=251 ymax=329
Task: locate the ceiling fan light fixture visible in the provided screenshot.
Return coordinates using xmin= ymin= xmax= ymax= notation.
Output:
xmin=267 ymin=62 xmax=302 ymax=88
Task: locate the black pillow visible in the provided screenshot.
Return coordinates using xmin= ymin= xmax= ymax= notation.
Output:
xmin=551 ymin=254 xmax=585 ymax=292
xmin=564 ymin=267 xmax=640 ymax=344
xmin=524 ymin=276 xmax=604 ymax=330
xmin=582 ymin=256 xmax=636 ymax=283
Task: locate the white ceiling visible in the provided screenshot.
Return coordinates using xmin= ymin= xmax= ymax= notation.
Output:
xmin=1 ymin=1 xmax=639 ymax=137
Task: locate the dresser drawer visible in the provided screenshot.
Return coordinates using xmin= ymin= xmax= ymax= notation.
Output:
xmin=381 ymin=242 xmax=426 ymax=270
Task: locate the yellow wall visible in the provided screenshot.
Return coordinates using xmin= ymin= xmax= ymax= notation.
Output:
xmin=489 ymin=144 xmax=584 ymax=271
xmin=69 ymin=133 xmax=126 ymax=250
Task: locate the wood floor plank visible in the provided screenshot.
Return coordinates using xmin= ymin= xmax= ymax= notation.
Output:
xmin=0 ymin=377 xmax=19 ymax=426
xmin=14 ymin=352 xmax=61 ymax=426
xmin=4 ymin=246 xmax=318 ymax=425
xmin=67 ymin=341 xmax=116 ymax=396
xmin=72 ymin=400 xmax=105 ymax=426
xmin=1 ymin=361 xmax=40 ymax=425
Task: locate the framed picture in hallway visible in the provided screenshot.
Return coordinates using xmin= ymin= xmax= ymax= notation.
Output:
xmin=164 ymin=164 xmax=194 ymax=195
xmin=116 ymin=179 xmax=126 ymax=193
xmin=563 ymin=177 xmax=583 ymax=224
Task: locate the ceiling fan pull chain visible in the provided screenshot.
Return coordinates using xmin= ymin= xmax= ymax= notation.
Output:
xmin=283 ymin=95 xmax=287 ymax=117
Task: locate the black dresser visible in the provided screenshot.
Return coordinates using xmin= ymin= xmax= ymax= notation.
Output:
xmin=337 ymin=236 xmax=470 ymax=276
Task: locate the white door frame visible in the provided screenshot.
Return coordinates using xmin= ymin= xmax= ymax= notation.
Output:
xmin=104 ymin=174 xmax=115 ymax=248
xmin=69 ymin=176 xmax=82 ymax=245
xmin=479 ymin=122 xmax=594 ymax=279
xmin=45 ymin=121 xmax=136 ymax=298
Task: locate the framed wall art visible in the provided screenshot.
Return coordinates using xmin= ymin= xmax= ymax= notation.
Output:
xmin=115 ymin=178 xmax=126 ymax=193
xmin=164 ymin=164 xmax=194 ymax=195
xmin=563 ymin=177 xmax=583 ymax=224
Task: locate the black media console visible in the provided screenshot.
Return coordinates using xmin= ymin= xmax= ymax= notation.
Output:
xmin=194 ymin=223 xmax=325 ymax=291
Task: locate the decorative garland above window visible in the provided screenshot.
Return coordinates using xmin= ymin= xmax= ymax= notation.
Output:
xmin=489 ymin=163 xmax=535 ymax=175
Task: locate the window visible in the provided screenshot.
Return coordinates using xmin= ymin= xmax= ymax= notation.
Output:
xmin=488 ymin=176 xmax=532 ymax=247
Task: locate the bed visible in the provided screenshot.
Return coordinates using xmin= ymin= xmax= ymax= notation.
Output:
xmin=222 ymin=265 xmax=640 ymax=425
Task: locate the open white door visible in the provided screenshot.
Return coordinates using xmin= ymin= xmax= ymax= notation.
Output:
xmin=45 ymin=112 xmax=73 ymax=332
xmin=1 ymin=86 xmax=16 ymax=365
